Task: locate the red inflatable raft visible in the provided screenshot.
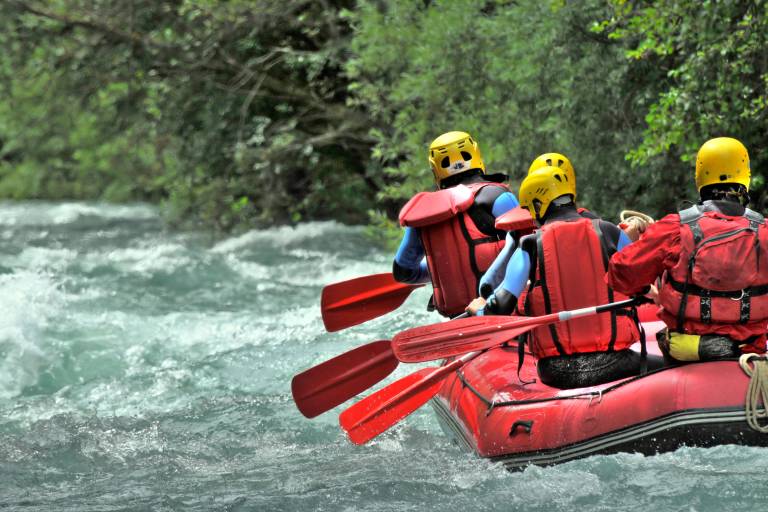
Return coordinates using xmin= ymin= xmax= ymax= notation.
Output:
xmin=430 ymin=320 xmax=768 ymax=468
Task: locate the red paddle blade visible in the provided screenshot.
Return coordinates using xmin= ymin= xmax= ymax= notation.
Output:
xmin=339 ymin=367 xmax=443 ymax=445
xmin=321 ymin=273 xmax=423 ymax=332
xmin=392 ymin=313 xmax=558 ymax=363
xmin=291 ymin=340 xmax=398 ymax=418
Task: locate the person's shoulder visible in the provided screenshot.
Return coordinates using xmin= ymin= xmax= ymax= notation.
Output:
xmin=577 ymin=208 xmax=600 ymax=220
xmin=597 ymin=218 xmax=622 ymax=234
xmin=519 ymin=232 xmax=538 ymax=253
xmin=474 ymin=180 xmax=511 ymax=205
xmin=654 ymin=211 xmax=682 ymax=227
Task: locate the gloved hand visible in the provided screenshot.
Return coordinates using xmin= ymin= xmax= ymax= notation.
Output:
xmin=622 ymin=216 xmax=650 ymax=242
xmin=483 ymin=294 xmax=504 ymax=315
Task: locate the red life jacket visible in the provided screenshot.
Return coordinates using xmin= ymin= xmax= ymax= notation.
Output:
xmin=399 ymin=182 xmax=508 ymax=316
xmin=658 ymin=204 xmax=768 ymax=340
xmin=522 ymin=218 xmax=639 ymax=358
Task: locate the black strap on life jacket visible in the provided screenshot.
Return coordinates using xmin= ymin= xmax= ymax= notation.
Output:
xmin=537 ymin=232 xmax=565 ymax=353
xmin=456 ymin=184 xmax=506 ymax=289
xmin=524 ymin=220 xmax=626 ymax=357
xmin=676 ymin=205 xmax=766 ymax=330
xmin=591 ymin=219 xmax=618 ymax=350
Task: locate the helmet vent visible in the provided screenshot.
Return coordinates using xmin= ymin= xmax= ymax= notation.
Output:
xmin=441 ymin=156 xmax=450 ymax=168
xmin=720 ymin=174 xmax=728 ymax=181
xmin=554 ymin=174 xmax=562 ymax=182
xmin=456 ymin=141 xmax=466 ymax=148
xmin=545 ymin=158 xmax=552 ymax=166
xmin=461 ymin=151 xmax=472 ymax=161
xmin=557 ymin=159 xmax=564 ymax=167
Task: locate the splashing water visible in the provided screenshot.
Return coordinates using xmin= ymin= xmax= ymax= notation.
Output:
xmin=0 ymin=201 xmax=766 ymax=511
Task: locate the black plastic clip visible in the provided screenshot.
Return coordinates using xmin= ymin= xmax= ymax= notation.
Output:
xmin=509 ymin=420 xmax=534 ymax=436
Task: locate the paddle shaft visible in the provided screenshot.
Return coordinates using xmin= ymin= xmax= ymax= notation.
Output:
xmin=393 ymin=297 xmax=642 ymax=362
xmin=418 ymin=298 xmax=634 ymax=346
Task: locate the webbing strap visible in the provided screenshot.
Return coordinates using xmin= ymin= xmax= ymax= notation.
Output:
xmin=535 ymin=233 xmax=565 ymax=354
xmin=591 ymin=219 xmax=617 ymax=350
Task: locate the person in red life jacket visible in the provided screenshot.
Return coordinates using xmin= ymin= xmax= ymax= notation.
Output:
xmin=528 ymin=152 xmax=654 ymax=241
xmin=467 ymin=166 xmax=647 ymax=389
xmin=393 ymin=131 xmax=519 ymax=317
xmin=477 ymin=152 xmax=598 ymax=297
xmin=476 ymin=151 xmax=605 ymax=307
xmin=607 ymin=137 xmax=768 ymax=362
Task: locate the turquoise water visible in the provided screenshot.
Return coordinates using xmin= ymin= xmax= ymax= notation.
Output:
xmin=0 ymin=201 xmax=766 ymax=511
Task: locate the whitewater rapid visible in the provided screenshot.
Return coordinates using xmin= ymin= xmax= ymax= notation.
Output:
xmin=0 ymin=201 xmax=766 ymax=511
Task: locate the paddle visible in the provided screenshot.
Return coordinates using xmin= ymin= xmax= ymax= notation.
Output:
xmin=321 ymin=273 xmax=424 ymax=332
xmin=339 ymin=351 xmax=480 ymax=445
xmin=291 ymin=340 xmax=398 ymax=418
xmin=392 ymin=297 xmax=642 ymax=363
xmin=294 ymin=313 xmax=470 ymax=418
xmin=339 ymin=298 xmax=644 ymax=445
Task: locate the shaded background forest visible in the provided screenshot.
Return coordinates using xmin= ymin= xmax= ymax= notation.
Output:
xmin=1 ymin=0 xmax=767 ymax=236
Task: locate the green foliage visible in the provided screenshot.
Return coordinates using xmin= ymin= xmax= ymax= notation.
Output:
xmin=595 ymin=0 xmax=768 ymax=210
xmin=0 ymin=0 xmax=374 ymax=230
xmin=1 ymin=0 xmax=766 ymax=233
xmin=347 ymin=0 xmax=680 ymax=221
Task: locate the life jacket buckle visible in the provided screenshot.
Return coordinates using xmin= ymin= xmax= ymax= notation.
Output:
xmin=731 ymin=289 xmax=747 ymax=301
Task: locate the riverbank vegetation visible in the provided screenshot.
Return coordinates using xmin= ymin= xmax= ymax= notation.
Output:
xmin=1 ymin=1 xmax=766 ymax=233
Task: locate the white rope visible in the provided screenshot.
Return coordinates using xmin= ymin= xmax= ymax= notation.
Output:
xmin=619 ymin=209 xmax=655 ymax=224
xmin=739 ymin=354 xmax=768 ymax=433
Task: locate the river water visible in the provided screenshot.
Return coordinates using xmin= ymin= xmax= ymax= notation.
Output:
xmin=0 ymin=201 xmax=766 ymax=511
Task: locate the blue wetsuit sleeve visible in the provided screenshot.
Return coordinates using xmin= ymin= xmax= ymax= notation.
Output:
xmin=478 ymin=232 xmax=516 ymax=297
xmin=393 ymin=227 xmax=430 ymax=284
xmin=478 ymin=248 xmax=530 ymax=316
xmin=616 ymin=230 xmax=632 ymax=251
xmin=497 ymin=248 xmax=531 ymax=298
xmin=491 ymin=192 xmax=520 ymax=218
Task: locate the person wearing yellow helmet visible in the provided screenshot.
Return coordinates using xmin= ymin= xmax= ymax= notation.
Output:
xmin=526 ymin=151 xmax=652 ymax=240
xmin=475 ymin=152 xmax=600 ymax=301
xmin=467 ymin=166 xmax=646 ymax=389
xmin=394 ymin=131 xmax=520 ymax=317
xmin=527 ymin=152 xmax=576 ymax=189
xmin=608 ymin=137 xmax=768 ymax=363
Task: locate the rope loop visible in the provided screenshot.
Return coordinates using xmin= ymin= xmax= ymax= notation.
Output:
xmin=739 ymin=353 xmax=768 ymax=433
xmin=619 ymin=210 xmax=655 ymax=224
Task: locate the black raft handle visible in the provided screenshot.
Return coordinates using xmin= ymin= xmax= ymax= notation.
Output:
xmin=509 ymin=420 xmax=534 ymax=436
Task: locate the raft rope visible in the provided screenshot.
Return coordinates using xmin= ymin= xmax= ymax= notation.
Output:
xmin=619 ymin=210 xmax=655 ymax=225
xmin=739 ymin=354 xmax=768 ymax=433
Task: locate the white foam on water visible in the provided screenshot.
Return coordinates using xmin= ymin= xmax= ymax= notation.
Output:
xmin=0 ymin=201 xmax=157 ymax=226
xmin=79 ymin=421 xmax=166 ymax=463
xmin=222 ymin=255 xmax=272 ymax=281
xmin=86 ymin=242 xmax=195 ymax=276
xmin=2 ymin=246 xmax=79 ymax=272
xmin=210 ymin=221 xmax=363 ymax=253
xmin=0 ymin=271 xmax=65 ymax=399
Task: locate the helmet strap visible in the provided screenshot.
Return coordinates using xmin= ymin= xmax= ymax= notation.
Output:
xmin=700 ymin=184 xmax=750 ymax=206
xmin=438 ymin=169 xmax=484 ymax=189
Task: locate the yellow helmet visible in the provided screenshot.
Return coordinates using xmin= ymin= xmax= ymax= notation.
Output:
xmin=428 ymin=131 xmax=485 ymax=186
xmin=695 ymin=137 xmax=751 ymax=191
xmin=527 ymin=152 xmax=575 ymax=193
xmin=519 ymin=166 xmax=576 ymax=220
